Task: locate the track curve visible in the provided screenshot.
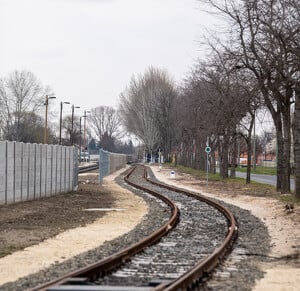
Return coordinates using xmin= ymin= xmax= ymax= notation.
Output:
xmin=29 ymin=164 xmax=237 ymax=291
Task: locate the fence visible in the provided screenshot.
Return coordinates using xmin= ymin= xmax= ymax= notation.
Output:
xmin=99 ymin=149 xmax=127 ymax=184
xmin=0 ymin=141 xmax=78 ymax=205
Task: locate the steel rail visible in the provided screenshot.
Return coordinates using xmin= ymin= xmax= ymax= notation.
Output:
xmin=28 ymin=165 xmax=179 ymax=291
xmin=78 ymin=163 xmax=99 ymax=173
xmin=144 ymin=166 xmax=238 ymax=291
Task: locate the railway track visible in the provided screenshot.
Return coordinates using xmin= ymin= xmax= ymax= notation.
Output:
xmin=29 ymin=164 xmax=238 ymax=291
xmin=78 ymin=162 xmax=99 ymax=173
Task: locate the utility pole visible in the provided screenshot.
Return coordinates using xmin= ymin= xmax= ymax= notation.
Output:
xmin=71 ymin=104 xmax=80 ymax=145
xmin=59 ymin=101 xmax=70 ymax=145
xmin=83 ymin=110 xmax=90 ymax=151
xmin=44 ymin=95 xmax=56 ymax=144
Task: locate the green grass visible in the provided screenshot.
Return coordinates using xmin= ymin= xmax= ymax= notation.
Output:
xmin=0 ymin=245 xmax=18 ymax=258
xmin=168 ymin=163 xmax=222 ymax=181
xmin=236 ymin=166 xmax=277 ymax=175
xmin=279 ymin=193 xmax=300 ymax=204
xmin=166 ymin=162 xmax=300 ymax=203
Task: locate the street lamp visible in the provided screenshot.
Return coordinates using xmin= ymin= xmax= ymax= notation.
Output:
xmin=59 ymin=101 xmax=70 ymax=145
xmin=83 ymin=110 xmax=91 ymax=152
xmin=71 ymin=104 xmax=80 ymax=145
xmin=79 ymin=115 xmax=86 ymax=153
xmin=44 ymin=95 xmax=56 ymax=144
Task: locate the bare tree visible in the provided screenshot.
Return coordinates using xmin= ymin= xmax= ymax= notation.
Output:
xmin=87 ymin=106 xmax=120 ymax=152
xmin=62 ymin=115 xmax=80 ymax=146
xmin=0 ymin=70 xmax=51 ymax=142
xmin=119 ymin=67 xmax=177 ymax=159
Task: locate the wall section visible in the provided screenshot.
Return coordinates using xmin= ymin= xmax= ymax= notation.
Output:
xmin=0 ymin=141 xmax=78 ymax=205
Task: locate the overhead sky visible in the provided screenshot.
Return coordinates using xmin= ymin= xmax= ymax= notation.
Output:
xmin=0 ymin=0 xmax=224 ymax=115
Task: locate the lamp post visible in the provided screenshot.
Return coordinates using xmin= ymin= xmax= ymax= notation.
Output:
xmin=59 ymin=101 xmax=70 ymax=145
xmin=83 ymin=110 xmax=91 ymax=151
xmin=71 ymin=104 xmax=80 ymax=145
xmin=79 ymin=115 xmax=86 ymax=153
xmin=79 ymin=115 xmax=87 ymax=163
xmin=44 ymin=95 xmax=56 ymax=144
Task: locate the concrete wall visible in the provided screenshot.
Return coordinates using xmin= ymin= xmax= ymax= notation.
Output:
xmin=109 ymin=153 xmax=127 ymax=174
xmin=0 ymin=141 xmax=77 ymax=205
xmin=99 ymin=149 xmax=127 ymax=184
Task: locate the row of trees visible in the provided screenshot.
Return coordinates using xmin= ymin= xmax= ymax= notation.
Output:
xmin=118 ymin=0 xmax=299 ymax=198
xmin=199 ymin=0 xmax=299 ymax=194
xmin=0 ymin=70 xmax=132 ymax=154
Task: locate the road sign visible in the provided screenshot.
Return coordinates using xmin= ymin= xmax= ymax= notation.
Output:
xmin=205 ymin=146 xmax=211 ymax=153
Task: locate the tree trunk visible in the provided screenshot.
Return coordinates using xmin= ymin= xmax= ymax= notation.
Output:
xmin=281 ymin=105 xmax=291 ymax=192
xmin=294 ymin=87 xmax=300 ymax=199
xmin=220 ymin=134 xmax=229 ymax=179
xmin=246 ymin=139 xmax=252 ymax=184
xmin=230 ymin=137 xmax=237 ymax=178
xmin=274 ymin=106 xmax=291 ymax=193
xmin=211 ymin=151 xmax=216 ymax=174
xmin=245 ymin=112 xmax=254 ymax=184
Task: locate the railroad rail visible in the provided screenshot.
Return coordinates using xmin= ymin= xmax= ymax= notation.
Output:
xmin=28 ymin=164 xmax=237 ymax=291
xmin=78 ymin=162 xmax=99 ymax=173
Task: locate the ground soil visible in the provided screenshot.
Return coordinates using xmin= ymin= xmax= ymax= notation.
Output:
xmin=0 ymin=171 xmax=117 ymax=258
xmin=0 ymin=165 xmax=299 ymax=290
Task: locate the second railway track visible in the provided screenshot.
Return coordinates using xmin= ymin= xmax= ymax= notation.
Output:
xmin=30 ymin=164 xmax=237 ymax=291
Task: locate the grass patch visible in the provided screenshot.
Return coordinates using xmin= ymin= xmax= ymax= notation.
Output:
xmin=164 ymin=163 xmax=300 ymax=202
xmin=0 ymin=245 xmax=19 ymax=258
xmin=168 ymin=163 xmax=222 ymax=181
xmin=236 ymin=166 xmax=277 ymax=175
xmin=279 ymin=193 xmax=300 ymax=204
xmin=165 ymin=162 xmax=282 ymax=198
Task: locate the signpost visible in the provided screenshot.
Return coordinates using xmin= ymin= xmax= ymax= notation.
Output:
xmin=205 ymin=146 xmax=211 ymax=186
xmin=205 ymin=146 xmax=211 ymax=154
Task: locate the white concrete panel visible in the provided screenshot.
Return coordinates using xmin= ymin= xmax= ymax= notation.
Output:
xmin=65 ymin=147 xmax=70 ymax=192
xmin=52 ymin=145 xmax=57 ymax=194
xmin=46 ymin=145 xmax=52 ymax=196
xmin=0 ymin=141 xmax=7 ymax=204
xmin=22 ymin=143 xmax=30 ymax=201
xmin=40 ymin=144 xmax=47 ymax=197
xmin=35 ymin=144 xmax=42 ymax=198
xmin=27 ymin=144 xmax=36 ymax=200
xmin=56 ymin=146 xmax=62 ymax=193
xmin=14 ymin=142 xmax=23 ymax=202
xmin=6 ymin=142 xmax=15 ymax=203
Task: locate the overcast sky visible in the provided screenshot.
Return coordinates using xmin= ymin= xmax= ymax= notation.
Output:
xmin=0 ymin=0 xmax=223 ymax=115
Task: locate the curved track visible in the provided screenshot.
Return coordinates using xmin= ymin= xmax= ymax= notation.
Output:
xmin=29 ymin=165 xmax=237 ymax=291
